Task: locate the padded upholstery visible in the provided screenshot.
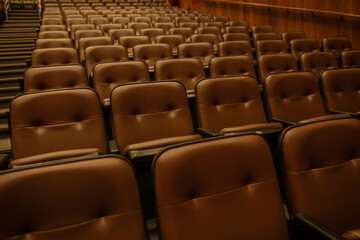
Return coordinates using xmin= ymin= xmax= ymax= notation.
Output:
xmin=198 ymin=27 xmax=221 ymax=39
xmin=258 ymin=53 xmax=299 ymax=83
xmin=74 ymin=29 xmax=103 ymax=49
xmin=40 ymin=25 xmax=67 ymax=32
xmin=289 ymin=38 xmax=320 ymax=59
xmin=155 ymin=16 xmax=172 ymax=23
xmin=253 ymin=33 xmax=278 ymax=44
xmin=70 ymin=24 xmax=95 ymax=39
xmin=66 ymin=18 xmax=86 ymax=31
xmin=99 ymin=23 xmax=123 ymax=36
xmin=214 ymin=15 xmax=229 ymax=24
xmin=195 ymin=16 xmax=211 ymax=26
xmin=35 ymin=38 xmax=73 ymax=49
xmin=0 ymin=156 xmax=147 ymax=240
xmin=155 ymin=34 xmax=184 ymax=54
xmin=10 ymin=88 xmax=108 ymax=165
xmin=264 ymin=71 xmax=328 ymax=123
xmin=280 ymin=117 xmax=360 ymax=237
xmin=204 ymin=21 xmax=224 ymax=32
xmin=37 ymin=30 xmax=70 ymax=39
xmin=93 ymin=61 xmax=150 ymax=103
xmin=112 ymin=17 xmax=130 ymax=25
xmin=178 ymin=42 xmax=214 ymax=67
xmin=196 ymin=76 xmax=282 ymax=134
xmin=341 ymin=50 xmax=360 ymax=68
xmin=84 ymin=45 xmax=128 ymax=78
xmin=230 ymin=20 xmax=249 ymax=30
xmin=155 ymin=58 xmax=205 ymax=93
xmin=223 ymin=33 xmax=251 ymax=42
xmin=109 ymin=28 xmax=135 ymax=44
xmin=225 ymin=26 xmax=247 ymax=33
xmin=31 ymin=48 xmax=79 ymax=66
xmin=175 ymin=16 xmax=191 ymax=26
xmin=128 ymin=22 xmax=150 ymax=35
xmin=153 ymin=22 xmax=175 ymax=34
xmin=179 ymin=22 xmax=199 ymax=33
xmin=118 ymin=36 xmax=150 ymax=57
xmin=191 ymin=33 xmax=219 ymax=52
xmin=169 ymin=27 xmax=193 ymax=42
xmin=42 ymin=17 xmax=63 ymax=25
xmin=24 ymin=65 xmax=87 ymax=92
xmin=209 ymin=56 xmax=256 ymax=78
xmin=78 ymin=36 xmax=113 ymax=63
xmin=281 ymin=32 xmax=306 ymax=47
xmin=134 ymin=17 xmax=152 ymax=25
xmin=111 ymin=81 xmax=201 ymax=155
xmin=256 ymin=40 xmax=287 ymax=57
xmin=252 ymin=25 xmax=274 ymax=33
xmin=140 ymin=28 xmax=165 ymax=43
xmin=218 ymin=40 xmax=253 ymax=58
xmin=133 ymin=43 xmax=173 ymax=70
xmin=322 ymin=37 xmax=352 ymax=58
xmin=319 ymin=68 xmax=360 ymax=114
xmin=300 ymin=51 xmax=338 ymax=79
xmin=154 ymin=134 xmax=289 ymax=240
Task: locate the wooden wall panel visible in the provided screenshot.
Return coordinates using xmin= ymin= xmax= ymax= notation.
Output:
xmin=183 ymin=0 xmax=360 ymax=48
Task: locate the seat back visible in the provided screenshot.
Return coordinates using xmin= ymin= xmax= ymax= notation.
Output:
xmin=252 ymin=25 xmax=274 ymax=33
xmin=84 ymin=45 xmax=128 ymax=78
xmin=155 ymin=34 xmax=184 ymax=54
xmin=70 ymin=23 xmax=96 ymax=39
xmin=225 ymin=26 xmax=247 ymax=33
xmin=258 ymin=53 xmax=299 ymax=83
xmin=280 ymin=117 xmax=360 ymax=235
xmin=256 ymin=39 xmax=287 ymax=57
xmin=322 ymin=37 xmax=352 ymax=58
xmin=214 ymin=15 xmax=229 ymax=24
xmin=154 ymin=134 xmax=289 ymax=240
xmin=109 ymin=28 xmax=135 ymax=44
xmin=40 ymin=24 xmax=67 ymax=32
xmin=111 ymin=81 xmax=195 ymax=155
xmin=155 ymin=58 xmax=205 ymax=92
xmin=198 ymin=26 xmax=221 ymax=39
xmin=178 ymin=42 xmax=214 ymax=66
xmin=264 ymin=71 xmax=326 ymax=123
xmin=24 ymin=65 xmax=88 ymax=92
xmin=31 ymin=48 xmax=79 ymax=66
xmin=37 ymin=30 xmax=70 ymax=39
xmin=140 ymin=28 xmax=165 ymax=43
xmin=74 ymin=29 xmax=103 ymax=49
xmin=319 ymin=68 xmax=360 ymax=114
xmin=153 ymin=22 xmax=175 ymax=34
xmin=42 ymin=17 xmax=63 ymax=25
xmin=179 ymin=22 xmax=199 ymax=33
xmin=0 ymin=155 xmax=147 ymax=240
xmin=118 ymin=35 xmax=150 ymax=57
xmin=93 ymin=61 xmax=150 ymax=102
xmin=99 ymin=23 xmax=123 ymax=36
xmin=133 ymin=43 xmax=173 ymax=69
xmin=218 ymin=41 xmax=252 ymax=59
xmin=35 ymin=38 xmax=73 ymax=49
xmin=128 ymin=22 xmax=150 ymax=35
xmin=10 ymin=88 xmax=108 ymax=160
xmin=341 ymin=49 xmax=360 ymax=68
xmin=253 ymin=33 xmax=278 ymax=44
xmin=209 ymin=56 xmax=255 ymax=78
xmin=78 ymin=36 xmax=113 ymax=63
xmin=196 ymin=76 xmax=268 ymax=132
xmin=169 ymin=27 xmax=193 ymax=42
xmin=281 ymin=31 xmax=306 ymax=48
xmin=66 ymin=17 xmax=86 ymax=31
xmin=289 ymin=38 xmax=320 ymax=59
xmin=222 ymin=33 xmax=251 ymax=42
xmin=300 ymin=51 xmax=338 ymax=79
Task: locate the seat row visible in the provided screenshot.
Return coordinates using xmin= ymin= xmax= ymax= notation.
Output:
xmin=1 ymin=116 xmax=360 ymax=239
xmin=44 ymin=0 xmax=166 ymax=5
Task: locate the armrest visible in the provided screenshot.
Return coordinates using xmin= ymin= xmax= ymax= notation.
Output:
xmin=18 ymin=77 xmax=24 ymax=92
xmin=196 ymin=127 xmax=219 ymax=138
xmin=295 ymin=213 xmax=346 ymax=240
xmin=108 ymin=139 xmax=119 ymax=154
xmin=272 ymin=118 xmax=296 ymax=126
xmin=127 ymin=147 xmax=165 ymax=165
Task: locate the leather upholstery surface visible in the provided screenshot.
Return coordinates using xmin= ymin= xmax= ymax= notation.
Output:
xmin=178 ymin=42 xmax=214 ymax=66
xmin=219 ymin=40 xmax=253 ymax=58
xmin=300 ymin=51 xmax=338 ymax=79
xmin=322 ymin=37 xmax=352 ymax=58
xmin=74 ymin=29 xmax=103 ymax=49
xmin=31 ymin=48 xmax=79 ymax=66
xmin=256 ymin=39 xmax=287 ymax=57
xmin=252 ymin=25 xmax=274 ymax=33
xmin=155 ymin=34 xmax=184 ymax=54
xmin=209 ymin=56 xmax=256 ymax=78
xmin=70 ymin=24 xmax=95 ymax=39
xmin=38 ymin=30 xmax=69 ymax=39
xmin=133 ymin=43 xmax=173 ymax=69
xmin=35 ymin=38 xmax=73 ymax=49
xmin=281 ymin=32 xmax=306 ymax=47
xmin=78 ymin=36 xmax=113 ymax=62
xmin=290 ymin=38 xmax=320 ymax=59
xmin=341 ymin=50 xmax=360 ymax=68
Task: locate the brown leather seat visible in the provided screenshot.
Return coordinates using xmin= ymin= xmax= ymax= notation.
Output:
xmin=109 ymin=28 xmax=135 ymax=44
xmin=39 ymin=24 xmax=67 ymax=32
xmin=209 ymin=56 xmax=256 ymax=78
xmin=154 ymin=16 xmax=172 ymax=23
xmin=140 ymin=28 xmax=165 ymax=43
xmin=179 ymin=22 xmax=199 ymax=34
xmin=196 ymin=76 xmax=282 ymax=135
xmin=252 ymin=25 xmax=275 ymax=34
xmin=118 ymin=35 xmax=150 ymax=58
xmin=35 ymin=38 xmax=73 ymax=49
xmin=134 ymin=16 xmax=152 ymax=25
xmin=281 ymin=31 xmax=306 ymax=48
xmin=93 ymin=61 xmax=150 ymax=103
xmin=37 ymin=30 xmax=70 ymax=39
xmin=99 ymin=23 xmax=123 ymax=36
xmin=128 ymin=22 xmax=150 ymax=35
xmin=9 ymin=88 xmax=108 ymax=167
xmin=175 ymin=16 xmax=191 ymax=26
xmin=155 ymin=34 xmax=184 ymax=55
xmin=106 ymin=14 xmax=123 ymax=23
xmin=322 ymin=37 xmax=352 ymax=58
xmin=84 ymin=45 xmax=128 ymax=78
xmin=154 ymin=134 xmax=289 ymax=240
xmin=256 ymin=39 xmax=287 ymax=57
xmin=23 ymin=64 xmax=88 ymax=92
xmin=78 ymin=36 xmax=113 ymax=63
xmin=30 ymin=47 xmax=79 ymax=66
xmin=280 ymin=117 xmax=360 ymax=239
xmin=169 ymin=27 xmax=193 ymax=42
xmin=42 ymin=17 xmax=63 ymax=25
xmin=133 ymin=43 xmax=173 ymax=71
xmin=191 ymin=33 xmax=219 ymax=52
xmin=153 ymin=22 xmax=175 ymax=34
xmin=0 ymin=155 xmax=147 ymax=240
xmin=225 ymin=26 xmax=247 ymax=33
xmin=155 ymin=58 xmax=205 ymax=94
xmin=258 ymin=53 xmax=299 ymax=83
xmin=300 ymin=51 xmax=338 ymax=79
xmin=214 ymin=15 xmax=229 ymax=25
xmin=74 ymin=29 xmax=103 ymax=49
xmin=178 ymin=42 xmax=214 ymax=67
xmin=70 ymin=23 xmax=96 ymax=39
xmin=289 ymin=38 xmax=320 ymax=59
xmin=253 ymin=33 xmax=278 ymax=44
xmin=230 ymin=20 xmax=249 ymax=30
xmin=341 ymin=49 xmax=360 ymax=68
xmin=66 ymin=17 xmax=86 ymax=31
xmin=112 ymin=16 xmax=130 ymax=25
xmin=198 ymin=26 xmax=222 ymax=40
xmin=195 ymin=16 xmax=211 ymax=26
xmin=319 ymin=68 xmax=360 ymax=115
xmin=222 ymin=33 xmax=251 ymax=42
xmin=264 ymin=71 xmax=348 ymax=124
xmin=111 ymin=81 xmax=201 ymax=156
xmin=218 ymin=41 xmax=253 ymax=59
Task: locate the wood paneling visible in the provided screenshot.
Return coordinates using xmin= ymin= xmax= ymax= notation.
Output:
xmin=183 ymin=0 xmax=360 ymax=48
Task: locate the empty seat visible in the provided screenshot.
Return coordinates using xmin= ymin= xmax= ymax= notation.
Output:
xmin=198 ymin=26 xmax=221 ymax=40
xmin=280 ymin=117 xmax=360 ymax=239
xmin=155 ymin=58 xmax=205 ymax=94
xmin=252 ymin=25 xmax=274 ymax=34
xmin=195 ymin=16 xmax=211 ymax=26
xmin=258 ymin=53 xmax=298 ymax=83
xmin=256 ymin=39 xmax=287 ymax=57
xmin=281 ymin=31 xmax=306 ymax=48
xmin=196 ymin=76 xmax=282 ymax=135
xmin=85 ymin=45 xmax=128 ymax=78
xmin=154 ymin=134 xmax=289 ymax=240
xmin=341 ymin=49 xmax=360 ymax=68
xmin=300 ymin=51 xmax=338 ymax=79
xmin=230 ymin=20 xmax=249 ymax=31
xmin=225 ymin=26 xmax=247 ymax=33
xmin=140 ymin=28 xmax=165 ymax=43
xmin=155 ymin=34 xmax=185 ymax=55
xmin=175 ymin=16 xmax=191 ymax=26
xmin=128 ymin=22 xmax=150 ymax=35
xmin=74 ymin=29 xmax=103 ymax=49
xmin=253 ymin=33 xmax=278 ymax=44
xmin=70 ymin=23 xmax=96 ymax=39
xmin=191 ymin=33 xmax=219 ymax=52
xmin=42 ymin=17 xmax=63 ymax=25
xmin=154 ymin=16 xmax=172 ymax=23
xmin=23 ymin=64 xmax=88 ymax=92
xmin=289 ymin=38 xmax=320 ymax=59
xmin=118 ymin=35 xmax=150 ymax=58
xmin=35 ymin=38 xmax=73 ymax=49
xmin=37 ymin=30 xmax=70 ymax=39
xmin=179 ymin=22 xmax=199 ymax=34
xmin=222 ymin=33 xmax=251 ymax=42
xmin=100 ymin=23 xmax=123 ymax=36
xmin=154 ymin=22 xmax=175 ymax=34
xmin=9 ymin=88 xmax=108 ymax=167
xmin=78 ymin=36 xmax=113 ymax=63
xmin=40 ymin=24 xmax=67 ymax=32
xmin=214 ymin=15 xmax=229 ymax=25
xmin=322 ymin=37 xmax=352 ymax=58
xmin=209 ymin=55 xmax=256 ymax=78
xmin=133 ymin=43 xmax=173 ymax=71
xmin=264 ymin=71 xmax=347 ymax=124
xmin=178 ymin=42 xmax=214 ymax=67
xmin=109 ymin=28 xmax=135 ymax=44
xmin=112 ymin=16 xmax=131 ymax=25
xmin=319 ymin=68 xmax=360 ymax=115
xmin=111 ymin=81 xmax=202 ymax=156
xmin=31 ymin=48 xmax=79 ymax=66
xmin=0 ymin=155 xmax=147 ymax=239
xmin=66 ymin=17 xmax=86 ymax=31
xmin=169 ymin=27 xmax=193 ymax=42
xmin=134 ymin=16 xmax=152 ymax=25
xmin=93 ymin=61 xmax=150 ymax=103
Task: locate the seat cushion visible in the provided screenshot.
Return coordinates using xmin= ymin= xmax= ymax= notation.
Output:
xmin=298 ymin=113 xmax=350 ymax=124
xmin=219 ymin=122 xmax=283 ymax=135
xmin=343 ymin=229 xmax=360 ymax=240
